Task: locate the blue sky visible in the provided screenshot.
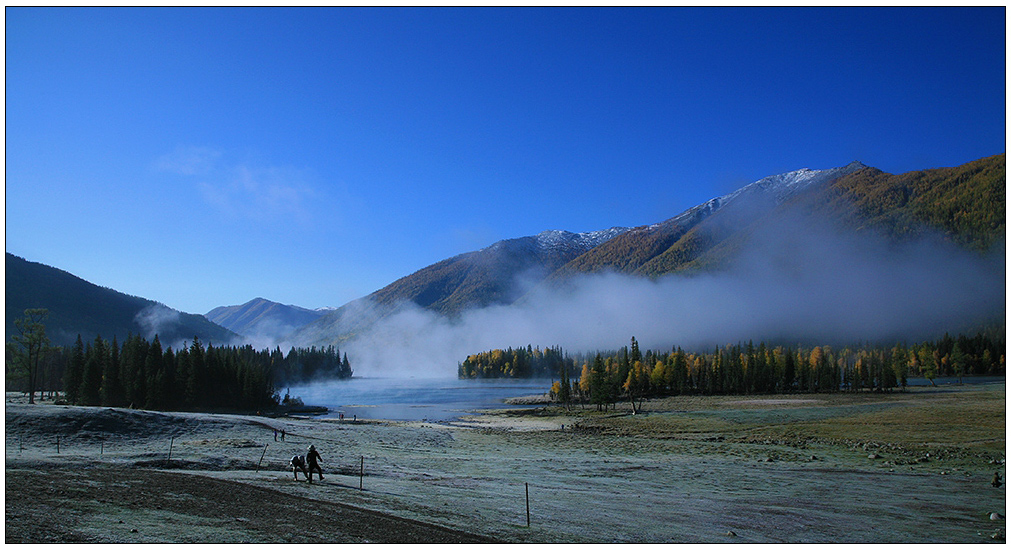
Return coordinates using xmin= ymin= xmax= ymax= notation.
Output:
xmin=6 ymin=7 xmax=1005 ymax=314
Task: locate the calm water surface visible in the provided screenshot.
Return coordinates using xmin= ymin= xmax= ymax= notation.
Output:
xmin=283 ymin=377 xmax=553 ymax=421
xmin=284 ymin=376 xmax=1002 ymax=421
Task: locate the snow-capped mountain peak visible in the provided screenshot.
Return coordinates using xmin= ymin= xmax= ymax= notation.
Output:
xmin=485 ymin=163 xmax=867 ymax=257
xmin=719 ymin=161 xmax=867 ymax=206
xmin=534 ymin=227 xmax=632 ymax=251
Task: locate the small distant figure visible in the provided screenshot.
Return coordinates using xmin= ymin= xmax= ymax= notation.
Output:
xmin=993 ymin=472 xmax=1003 ymax=488
xmin=273 ymin=429 xmax=278 ymax=442
xmin=306 ymin=444 xmax=324 ymax=483
xmin=289 ymin=455 xmax=309 ymax=481
xmin=280 ymin=429 xmax=285 ymax=441
xmin=339 ymin=412 xmax=344 ymax=421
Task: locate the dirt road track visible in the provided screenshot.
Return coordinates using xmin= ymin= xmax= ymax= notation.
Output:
xmin=5 ymin=465 xmax=498 ymax=543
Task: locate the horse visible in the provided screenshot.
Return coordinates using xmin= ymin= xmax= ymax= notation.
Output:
xmin=290 ymin=455 xmax=309 ymax=481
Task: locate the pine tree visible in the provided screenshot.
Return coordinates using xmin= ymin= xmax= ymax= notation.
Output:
xmin=121 ymin=334 xmax=149 ymax=408
xmin=878 ymin=348 xmax=896 ymax=390
xmin=783 ymin=348 xmax=796 ymax=392
xmin=80 ymin=336 xmax=106 ymax=406
xmin=187 ymin=338 xmax=205 ymax=408
xmin=949 ymin=342 xmax=967 ymax=384
xmin=630 ymin=337 xmax=642 ymax=364
xmin=557 ymin=356 xmax=571 ymax=409
xmin=145 ymin=336 xmax=164 ymax=410
xmin=101 ymin=335 xmax=126 ymax=407
xmin=162 ymin=346 xmax=177 ymax=410
xmin=891 ymin=345 xmax=909 ymax=389
xmin=670 ymin=347 xmax=688 ymax=395
xmin=797 ymin=348 xmax=810 ymax=392
xmin=589 ymin=353 xmax=609 ymax=411
xmin=64 ymin=335 xmax=86 ymax=404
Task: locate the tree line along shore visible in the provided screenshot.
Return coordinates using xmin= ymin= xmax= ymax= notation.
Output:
xmin=7 ymin=307 xmax=1004 ymax=415
xmin=460 ymin=333 xmax=1004 ymax=411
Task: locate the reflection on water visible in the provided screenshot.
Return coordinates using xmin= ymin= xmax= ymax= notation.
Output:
xmin=283 ymin=377 xmax=552 ymax=421
xmin=283 ymin=376 xmax=1003 ymax=421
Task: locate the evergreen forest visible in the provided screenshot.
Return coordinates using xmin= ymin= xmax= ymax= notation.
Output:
xmin=6 ymin=311 xmax=352 ymax=413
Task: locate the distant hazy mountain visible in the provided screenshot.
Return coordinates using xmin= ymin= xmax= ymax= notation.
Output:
xmin=205 ymin=297 xmax=325 ymax=343
xmin=291 ymin=154 xmax=1004 ymax=347
xmin=289 ymin=227 xmax=631 ymax=345
xmin=5 ymin=253 xmax=237 ymax=346
xmin=369 ymin=227 xmax=631 ymax=315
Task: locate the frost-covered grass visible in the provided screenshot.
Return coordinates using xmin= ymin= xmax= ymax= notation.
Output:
xmin=6 ymin=384 xmax=1006 ymax=543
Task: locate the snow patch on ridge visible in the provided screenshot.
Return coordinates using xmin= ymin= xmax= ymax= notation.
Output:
xmin=718 ymin=161 xmax=867 ymax=206
xmin=534 ymin=227 xmax=632 ymax=251
xmin=649 ymin=161 xmax=868 ymax=233
xmin=484 ymin=162 xmax=867 ymax=255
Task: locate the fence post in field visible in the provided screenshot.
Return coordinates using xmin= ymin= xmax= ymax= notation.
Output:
xmin=257 ymin=443 xmax=268 ymax=472
xmin=360 ymin=456 xmax=364 ymax=490
xmin=168 ymin=437 xmax=174 ymax=461
xmin=525 ymin=482 xmax=531 ymax=527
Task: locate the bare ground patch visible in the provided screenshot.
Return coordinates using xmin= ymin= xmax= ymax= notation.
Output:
xmin=5 ymin=465 xmax=496 ymax=543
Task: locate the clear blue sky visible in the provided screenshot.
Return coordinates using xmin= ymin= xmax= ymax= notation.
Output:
xmin=6 ymin=7 xmax=1005 ymax=314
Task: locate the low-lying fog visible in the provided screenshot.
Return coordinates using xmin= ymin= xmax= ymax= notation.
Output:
xmin=284 ymin=377 xmax=551 ymax=421
xmin=339 ymin=215 xmax=1004 ymax=379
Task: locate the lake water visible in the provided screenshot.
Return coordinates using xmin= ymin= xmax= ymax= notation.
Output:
xmin=282 ymin=377 xmax=553 ymax=421
xmin=904 ymin=376 xmax=1004 ymax=386
xmin=282 ymin=376 xmax=1003 ymax=422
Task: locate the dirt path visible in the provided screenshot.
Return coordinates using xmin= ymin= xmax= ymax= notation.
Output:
xmin=5 ymin=464 xmax=496 ymax=543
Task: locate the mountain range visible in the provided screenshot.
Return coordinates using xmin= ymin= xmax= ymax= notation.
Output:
xmin=6 ymin=154 xmax=1004 ymax=351
xmin=289 ymin=154 xmax=1004 ymax=347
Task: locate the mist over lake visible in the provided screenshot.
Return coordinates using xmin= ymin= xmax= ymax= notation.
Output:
xmin=283 ymin=377 xmax=552 ymax=421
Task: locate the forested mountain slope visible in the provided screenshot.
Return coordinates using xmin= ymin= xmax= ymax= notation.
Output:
xmin=814 ymin=153 xmax=1004 ymax=251
xmin=5 ymin=253 xmax=236 ymax=346
xmin=366 ymin=228 xmax=630 ymax=316
xmin=562 ymin=155 xmax=1004 ymax=279
xmin=556 ymin=162 xmax=869 ymax=278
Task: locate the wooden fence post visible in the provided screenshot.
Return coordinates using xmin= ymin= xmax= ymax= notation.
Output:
xmin=359 ymin=456 xmax=364 ymax=490
xmin=525 ymin=482 xmax=530 ymax=527
xmin=168 ymin=437 xmax=174 ymax=461
xmin=257 ymin=444 xmax=268 ymax=472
